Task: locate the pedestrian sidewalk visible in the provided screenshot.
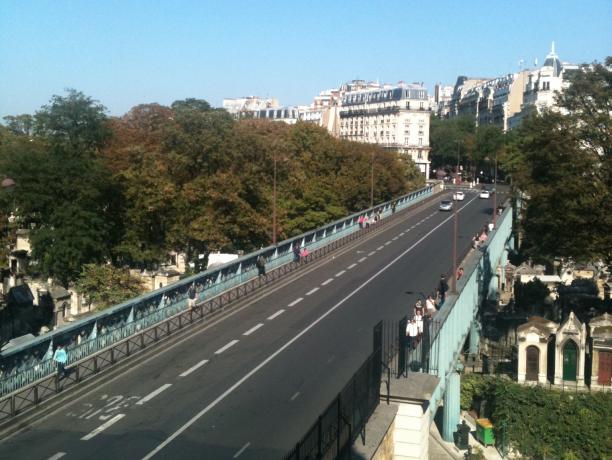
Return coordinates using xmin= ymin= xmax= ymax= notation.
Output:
xmin=428 ymin=412 xmax=504 ymax=460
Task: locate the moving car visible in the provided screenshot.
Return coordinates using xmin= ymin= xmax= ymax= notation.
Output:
xmin=439 ymin=200 xmax=453 ymax=211
xmin=479 ymin=190 xmax=490 ymax=199
xmin=453 ymin=191 xmax=465 ymax=201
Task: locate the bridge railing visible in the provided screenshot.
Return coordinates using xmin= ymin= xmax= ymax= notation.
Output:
xmin=0 ymin=184 xmax=435 ymax=397
xmin=425 ymin=206 xmax=513 ymax=413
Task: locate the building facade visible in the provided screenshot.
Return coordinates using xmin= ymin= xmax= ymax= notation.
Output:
xmin=222 ymin=96 xmax=279 ymax=116
xmin=338 ymin=83 xmax=431 ymax=177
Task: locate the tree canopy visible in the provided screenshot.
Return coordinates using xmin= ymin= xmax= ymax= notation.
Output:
xmin=0 ymin=90 xmax=425 ymax=291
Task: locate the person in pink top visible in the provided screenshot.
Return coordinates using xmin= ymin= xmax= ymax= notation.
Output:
xmin=300 ymin=247 xmax=309 ymax=263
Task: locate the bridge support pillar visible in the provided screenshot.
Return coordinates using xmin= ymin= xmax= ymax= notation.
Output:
xmin=442 ymin=371 xmax=461 ymax=442
xmin=469 ymin=320 xmax=481 ymax=355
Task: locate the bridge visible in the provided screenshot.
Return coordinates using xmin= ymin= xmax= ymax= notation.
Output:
xmin=0 ymin=183 xmax=513 ymax=459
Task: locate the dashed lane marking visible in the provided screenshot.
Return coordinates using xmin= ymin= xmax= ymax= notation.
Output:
xmin=335 ymin=270 xmax=346 ymax=277
xmin=290 ymin=392 xmax=300 ymax=401
xmin=376 ymin=246 xmax=384 ymax=251
xmin=321 ymin=278 xmax=334 ymax=286
xmin=233 ymin=442 xmax=251 ymax=458
xmin=243 ymin=323 xmax=264 ymax=336
xmin=288 ymin=297 xmax=303 ymax=307
xmin=392 ymin=236 xmax=398 ymax=240
xmin=215 ymin=340 xmax=239 ymax=354
xmin=385 ymin=241 xmax=391 ymax=245
xmin=368 ymin=251 xmax=376 ymax=256
xmin=136 ymin=384 xmax=172 ymax=405
xmin=347 ymin=263 xmax=357 ymax=269
xmin=139 ymin=199 xmax=479 ymax=460
xmin=358 ymin=257 xmax=367 ymax=263
xmin=81 ymin=413 xmax=125 ymax=441
xmin=306 ymin=287 xmax=319 ymax=295
xmin=47 ymin=453 xmax=66 ymax=460
xmin=179 ymin=359 xmax=209 ymax=377
xmin=267 ymin=309 xmax=285 ymax=320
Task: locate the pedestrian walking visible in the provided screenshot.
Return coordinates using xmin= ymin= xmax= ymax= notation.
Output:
xmin=300 ymin=247 xmax=309 ymax=264
xmin=438 ymin=274 xmax=449 ymax=304
xmin=256 ymin=254 xmax=266 ymax=277
xmin=364 ymin=215 xmax=370 ymax=228
xmin=53 ymin=344 xmax=68 ymax=379
xmin=456 ymin=267 xmax=464 ymax=280
xmin=293 ymin=242 xmax=301 ymax=263
xmin=187 ymin=283 xmax=196 ymax=310
xmin=358 ymin=215 xmax=364 ymax=229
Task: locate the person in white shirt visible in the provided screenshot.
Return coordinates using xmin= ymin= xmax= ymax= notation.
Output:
xmin=425 ymin=295 xmax=437 ymax=316
xmin=488 ymin=221 xmax=494 ymax=232
xmin=406 ymin=319 xmax=418 ymax=349
xmin=415 ymin=312 xmax=423 ymax=336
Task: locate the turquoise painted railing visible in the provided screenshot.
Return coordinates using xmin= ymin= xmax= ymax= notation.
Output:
xmin=426 ymin=207 xmax=513 ymax=418
xmin=0 ymin=184 xmax=436 ymax=396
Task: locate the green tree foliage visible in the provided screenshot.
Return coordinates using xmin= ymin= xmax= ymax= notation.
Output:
xmin=461 ymin=374 xmax=612 ymax=460
xmin=77 ymin=263 xmax=145 ymax=310
xmin=1 ymin=91 xmax=425 ymax=288
xmin=0 ymin=90 xmax=119 ymax=286
xmin=429 ymin=115 xmax=476 ymax=171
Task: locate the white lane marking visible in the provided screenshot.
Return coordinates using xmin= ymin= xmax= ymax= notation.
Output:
xmin=290 ymin=392 xmax=300 ymax=401
xmin=267 ymin=309 xmax=285 ymax=320
xmin=321 ymin=278 xmax=333 ymax=286
xmin=81 ymin=413 xmax=125 ymax=441
xmin=385 ymin=241 xmax=391 ymax=245
xmin=136 ymin=384 xmax=172 ymax=405
xmin=399 ymin=232 xmax=405 ymax=236
xmin=288 ymin=297 xmax=303 ymax=307
xmin=140 ymin=199 xmax=476 ymax=460
xmin=348 ymin=263 xmax=357 ymax=269
xmin=335 ymin=270 xmax=346 ymax=277
xmin=368 ymin=251 xmax=376 ymax=256
xmin=233 ymin=442 xmax=251 ymax=458
xmin=392 ymin=236 xmax=398 ymax=241
xmin=179 ymin=359 xmax=209 ymax=377
xmin=215 ymin=340 xmax=239 ymax=354
xmin=243 ymin=323 xmax=264 ymax=336
xmin=47 ymin=453 xmax=66 ymax=460
xmin=306 ymin=287 xmax=319 ymax=295
xmin=376 ymin=245 xmax=384 ymax=250
xmin=358 ymin=257 xmax=367 ymax=263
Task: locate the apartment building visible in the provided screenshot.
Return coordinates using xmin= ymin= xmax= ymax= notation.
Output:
xmin=338 ymin=83 xmax=431 ymax=177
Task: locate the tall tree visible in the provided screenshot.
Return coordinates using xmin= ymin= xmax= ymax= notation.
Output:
xmin=506 ymin=57 xmax=612 ymax=264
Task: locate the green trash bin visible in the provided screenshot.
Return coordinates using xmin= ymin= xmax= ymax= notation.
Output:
xmin=476 ymin=418 xmax=495 ymax=447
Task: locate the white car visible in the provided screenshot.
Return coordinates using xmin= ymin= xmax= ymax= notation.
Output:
xmin=453 ymin=191 xmax=465 ymax=201
xmin=479 ymin=190 xmax=490 ymax=199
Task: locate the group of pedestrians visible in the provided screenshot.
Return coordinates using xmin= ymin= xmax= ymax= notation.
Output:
xmin=472 ymin=221 xmax=495 ymax=249
xmin=405 ymin=294 xmax=438 ymax=350
xmin=292 ymin=243 xmax=309 ymax=265
xmin=358 ymin=210 xmax=382 ymax=229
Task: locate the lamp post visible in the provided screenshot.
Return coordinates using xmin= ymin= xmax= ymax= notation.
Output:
xmin=272 ymin=152 xmax=277 ymax=246
xmin=370 ymin=150 xmax=374 ymax=208
xmin=493 ymin=150 xmax=498 ymax=227
xmin=452 ymin=143 xmax=459 ymax=293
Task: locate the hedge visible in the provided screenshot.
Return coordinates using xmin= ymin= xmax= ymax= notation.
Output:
xmin=460 ymin=374 xmax=612 ymax=459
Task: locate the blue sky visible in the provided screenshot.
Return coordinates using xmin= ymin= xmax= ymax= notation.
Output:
xmin=1 ymin=0 xmax=610 ymax=118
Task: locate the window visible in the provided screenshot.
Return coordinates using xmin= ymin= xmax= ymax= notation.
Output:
xmin=418 ymin=138 xmax=423 ymax=146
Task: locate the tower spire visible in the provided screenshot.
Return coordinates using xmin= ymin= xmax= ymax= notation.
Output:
xmin=551 ymin=40 xmax=556 ymax=55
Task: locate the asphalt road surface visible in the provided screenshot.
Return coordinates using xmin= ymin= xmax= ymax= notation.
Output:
xmin=0 ymin=189 xmax=501 ymax=459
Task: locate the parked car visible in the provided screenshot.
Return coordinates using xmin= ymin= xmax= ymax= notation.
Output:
xmin=439 ymin=200 xmax=453 ymax=211
xmin=479 ymin=190 xmax=490 ymax=199
xmin=453 ymin=191 xmax=465 ymax=201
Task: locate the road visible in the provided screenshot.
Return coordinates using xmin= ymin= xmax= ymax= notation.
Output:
xmin=0 ymin=189 xmax=499 ymax=459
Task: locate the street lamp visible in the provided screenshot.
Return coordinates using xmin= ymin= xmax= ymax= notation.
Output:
xmin=493 ymin=150 xmax=498 ymax=227
xmin=272 ymin=152 xmax=277 ymax=246
xmin=370 ymin=150 xmax=374 ymax=208
xmin=452 ymin=143 xmax=459 ymax=293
